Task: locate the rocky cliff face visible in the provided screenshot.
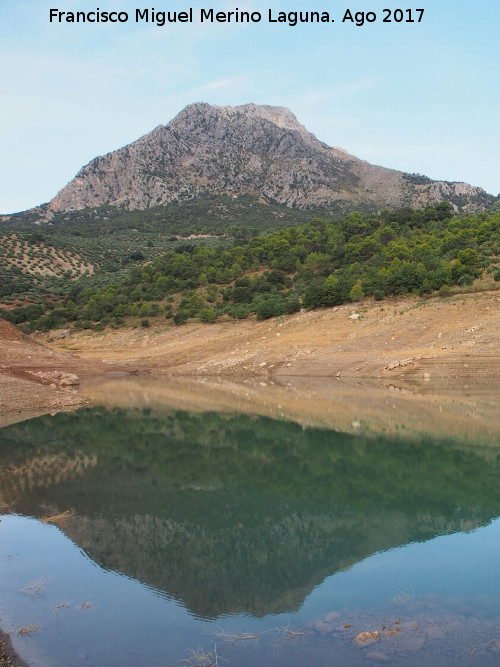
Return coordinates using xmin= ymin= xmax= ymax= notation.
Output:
xmin=48 ymin=102 xmax=493 ymax=214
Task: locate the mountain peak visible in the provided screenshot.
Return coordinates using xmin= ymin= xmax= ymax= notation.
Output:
xmin=47 ymin=102 xmax=494 ymax=215
xmin=174 ymin=102 xmax=305 ymax=132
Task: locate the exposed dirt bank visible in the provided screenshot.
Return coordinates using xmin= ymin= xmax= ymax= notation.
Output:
xmin=1 ymin=291 xmax=499 ymax=427
xmin=50 ymin=291 xmax=500 ymax=380
xmin=0 ymin=319 xmax=133 ymax=426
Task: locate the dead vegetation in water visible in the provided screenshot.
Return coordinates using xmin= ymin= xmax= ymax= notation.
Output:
xmin=180 ymin=644 xmax=227 ymax=667
xmin=183 ymin=624 xmax=311 ymax=666
xmin=17 ymin=625 xmax=39 ymax=637
xmin=392 ymin=586 xmax=414 ymax=603
xmin=212 ymin=624 xmax=310 ymax=649
xmin=470 ymin=638 xmax=500 ymax=656
xmin=213 ymin=629 xmax=260 ymax=645
xmin=77 ymin=602 xmax=94 ymax=609
xmin=272 ymin=625 xmax=311 ymax=651
xmin=20 ymin=577 xmax=52 ymax=598
xmin=50 ymin=601 xmax=71 ymax=617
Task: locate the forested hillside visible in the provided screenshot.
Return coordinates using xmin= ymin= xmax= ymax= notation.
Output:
xmin=0 ymin=196 xmax=311 ymax=306
xmin=2 ymin=203 xmax=499 ymax=331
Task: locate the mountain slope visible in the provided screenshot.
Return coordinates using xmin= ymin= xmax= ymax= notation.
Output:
xmin=47 ymin=103 xmax=494 ymax=215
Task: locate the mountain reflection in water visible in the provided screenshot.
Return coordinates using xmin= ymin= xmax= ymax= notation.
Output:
xmin=2 ymin=406 xmax=500 ymax=620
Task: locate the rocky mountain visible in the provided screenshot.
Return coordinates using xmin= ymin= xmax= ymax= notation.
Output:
xmin=47 ymin=102 xmax=494 ymax=216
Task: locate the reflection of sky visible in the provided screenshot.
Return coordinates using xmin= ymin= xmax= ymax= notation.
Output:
xmin=0 ymin=516 xmax=203 ymax=666
xmin=1 ymin=0 xmax=500 ymax=212
xmin=2 ymin=514 xmax=500 ymax=666
xmin=300 ymin=518 xmax=500 ymax=620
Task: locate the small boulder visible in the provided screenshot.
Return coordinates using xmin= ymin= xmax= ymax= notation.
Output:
xmin=355 ymin=631 xmax=380 ymax=647
xmin=58 ymin=373 xmax=79 ymax=387
xmin=48 ymin=329 xmax=71 ymax=341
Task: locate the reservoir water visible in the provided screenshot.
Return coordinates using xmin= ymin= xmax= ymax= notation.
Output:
xmin=1 ymin=377 xmax=500 ymax=666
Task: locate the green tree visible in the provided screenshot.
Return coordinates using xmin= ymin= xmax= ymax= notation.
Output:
xmin=350 ymin=282 xmax=364 ymax=302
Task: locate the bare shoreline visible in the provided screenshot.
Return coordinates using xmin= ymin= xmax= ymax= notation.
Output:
xmin=0 ymin=627 xmax=29 ymax=667
xmin=47 ymin=290 xmax=500 ymax=380
xmin=0 ymin=290 xmax=499 ymax=427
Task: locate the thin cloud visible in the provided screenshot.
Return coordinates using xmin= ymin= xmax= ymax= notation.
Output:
xmin=191 ymin=77 xmax=247 ymax=94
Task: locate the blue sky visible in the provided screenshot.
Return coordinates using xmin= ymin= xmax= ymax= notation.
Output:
xmin=1 ymin=0 xmax=499 ymax=212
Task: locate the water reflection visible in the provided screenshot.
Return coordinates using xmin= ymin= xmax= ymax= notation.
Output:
xmin=80 ymin=374 xmax=500 ymax=444
xmin=2 ymin=406 xmax=500 ymax=619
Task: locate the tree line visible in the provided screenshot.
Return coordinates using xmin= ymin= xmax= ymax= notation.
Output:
xmin=2 ymin=203 xmax=499 ymax=331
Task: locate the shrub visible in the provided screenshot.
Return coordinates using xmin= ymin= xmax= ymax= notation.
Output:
xmin=198 ymin=307 xmax=217 ymax=323
xmin=284 ymin=298 xmax=301 ymax=314
xmin=256 ymin=298 xmax=285 ymax=320
xmin=349 ymin=283 xmax=364 ymax=302
xmin=439 ymin=285 xmax=452 ymax=297
xmin=173 ymin=311 xmax=188 ymax=326
xmin=458 ymin=274 xmax=475 ymax=287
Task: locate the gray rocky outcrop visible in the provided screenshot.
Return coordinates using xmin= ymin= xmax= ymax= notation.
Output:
xmin=47 ymin=102 xmax=494 ymax=215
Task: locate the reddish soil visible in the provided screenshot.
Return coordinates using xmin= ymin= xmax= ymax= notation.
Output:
xmin=0 ymin=319 xmax=134 ymax=426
